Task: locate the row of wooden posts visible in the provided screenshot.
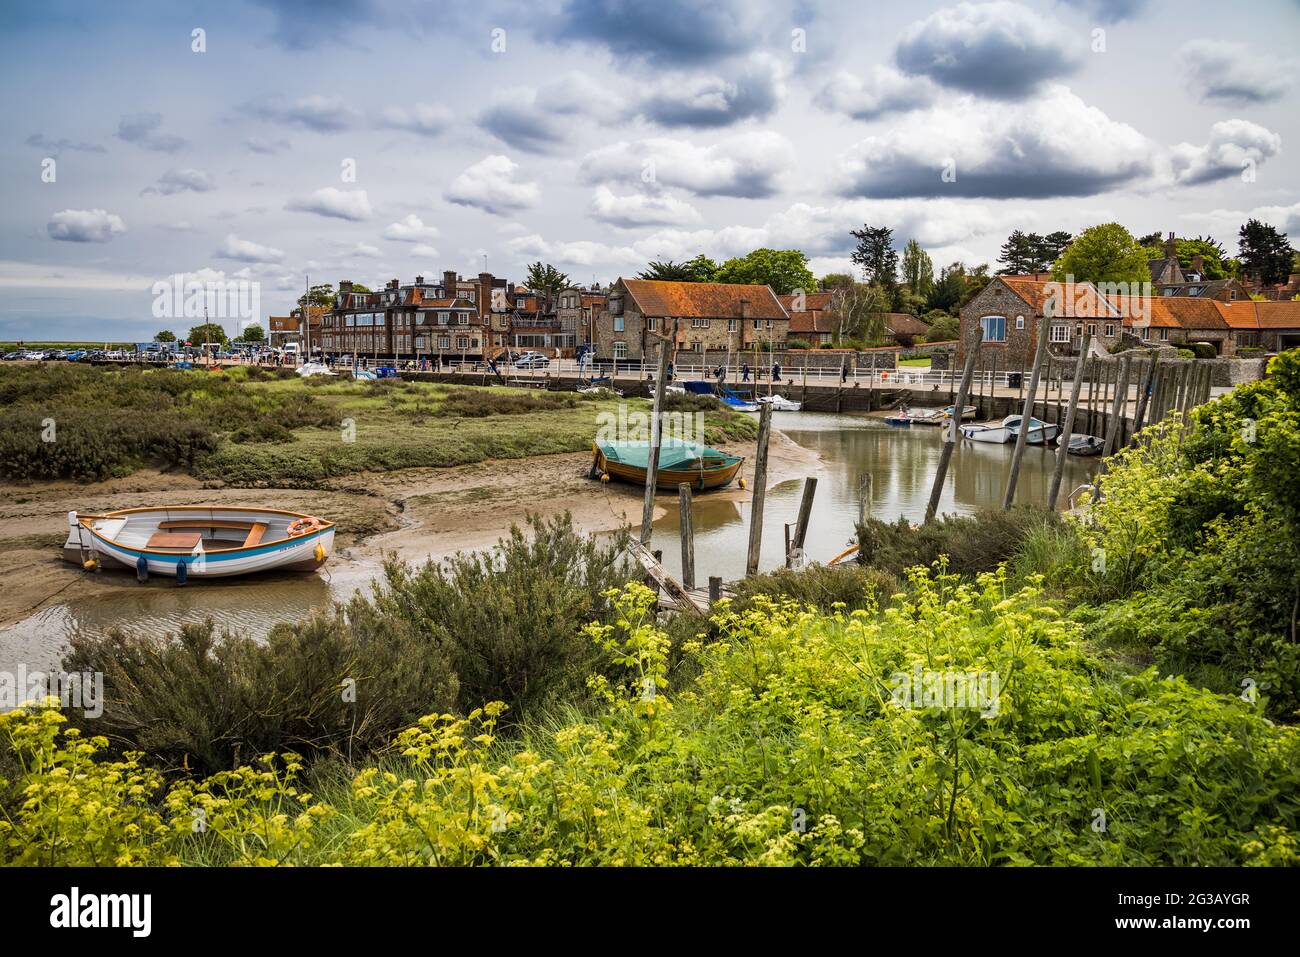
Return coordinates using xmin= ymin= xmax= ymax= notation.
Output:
xmin=633 ymin=324 xmax=1214 ymax=608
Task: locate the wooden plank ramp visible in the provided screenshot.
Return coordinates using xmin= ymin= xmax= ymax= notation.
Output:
xmin=627 ymin=539 xmax=711 ymax=615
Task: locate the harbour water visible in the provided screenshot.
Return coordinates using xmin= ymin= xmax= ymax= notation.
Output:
xmin=0 ymin=412 xmax=1098 ymax=675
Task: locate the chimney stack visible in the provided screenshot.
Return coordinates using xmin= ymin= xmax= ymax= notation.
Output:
xmin=415 ymin=275 xmax=424 ymax=285
xmin=1165 ymin=232 xmax=1177 ymax=260
xmin=443 ymin=270 xmax=458 ymax=297
xmin=478 ymin=272 xmax=494 ymax=320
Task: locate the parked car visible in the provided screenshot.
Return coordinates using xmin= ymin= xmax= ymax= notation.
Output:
xmin=513 ymin=352 xmax=550 ymax=369
xmin=1 ymin=350 xmax=22 ymax=361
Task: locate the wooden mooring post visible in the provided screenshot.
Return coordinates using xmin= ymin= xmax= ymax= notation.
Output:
xmin=1130 ymin=354 xmax=1159 ymax=441
xmin=745 ymin=402 xmax=773 ymax=576
xmin=677 ymin=484 xmax=695 ymax=590
xmin=1003 ymin=306 xmax=1053 ymax=510
xmin=926 ymin=330 xmax=981 ymax=524
xmin=787 ymin=477 xmax=817 ymax=568
xmin=639 ymin=340 xmax=670 ymax=545
xmin=1048 ymin=332 xmax=1090 ymax=511
xmin=1102 ymin=353 xmax=1132 ymax=457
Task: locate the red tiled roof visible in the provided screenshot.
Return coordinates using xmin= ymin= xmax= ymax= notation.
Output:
xmin=623 ymin=279 xmax=788 ymax=320
xmin=884 ymin=312 xmax=930 ymax=336
xmin=788 ymin=311 xmax=833 ymax=335
xmin=777 ymin=291 xmax=833 ymax=313
xmin=999 ymin=278 xmax=1121 ymax=319
xmin=1219 ymin=300 xmax=1300 ymax=330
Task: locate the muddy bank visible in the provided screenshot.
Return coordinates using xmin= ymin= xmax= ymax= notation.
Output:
xmin=0 ymin=429 xmax=820 ymax=628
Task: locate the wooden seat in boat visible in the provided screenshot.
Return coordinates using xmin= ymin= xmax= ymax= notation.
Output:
xmin=145 ymin=531 xmax=203 ymax=550
xmin=159 ymin=519 xmax=256 ymax=531
xmin=243 ymin=523 xmax=268 ymax=547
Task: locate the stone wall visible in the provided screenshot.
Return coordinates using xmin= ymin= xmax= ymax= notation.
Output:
xmin=959 ymin=282 xmax=1037 ymax=368
xmin=1206 ymin=357 xmax=1267 ymax=387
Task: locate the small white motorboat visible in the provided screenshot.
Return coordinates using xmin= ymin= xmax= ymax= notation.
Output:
xmin=1007 ymin=415 xmax=1061 ymax=445
xmin=296 ymin=361 xmax=336 ymax=377
xmin=908 ymin=407 xmax=947 ymax=425
xmin=63 ymin=506 xmax=335 ymax=582
xmin=942 ymin=405 xmax=977 ymax=422
xmin=960 ymin=420 xmax=1013 ymax=443
xmin=757 ymin=394 xmax=801 ymax=412
xmin=1059 ymin=433 xmax=1105 ymax=456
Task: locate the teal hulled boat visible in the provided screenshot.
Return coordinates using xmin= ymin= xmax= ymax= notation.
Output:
xmin=591 ymin=440 xmax=745 ymax=490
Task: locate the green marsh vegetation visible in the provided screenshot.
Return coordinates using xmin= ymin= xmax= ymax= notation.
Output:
xmin=0 ymin=364 xmax=756 ymax=485
xmin=1 ymin=353 xmax=1297 ymax=866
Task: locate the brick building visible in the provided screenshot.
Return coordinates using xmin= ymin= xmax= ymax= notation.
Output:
xmin=961 ymin=275 xmax=1300 ymax=368
xmin=594 ymin=279 xmax=789 ymax=362
xmin=319 ymin=271 xmax=508 ymax=360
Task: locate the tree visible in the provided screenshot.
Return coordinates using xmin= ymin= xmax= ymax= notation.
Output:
xmin=928 ymin=262 xmax=968 ymax=312
xmin=997 ymin=230 xmax=1073 ymax=275
xmin=1040 ymin=231 xmax=1073 ymax=264
xmin=827 ymin=282 xmax=890 ymax=345
xmin=154 ymin=330 xmax=177 ymax=343
xmin=713 ymin=248 xmax=814 ymax=295
xmin=820 ymin=273 xmax=854 ymax=290
xmin=637 ymin=255 xmax=719 ymax=282
xmin=900 ymin=240 xmax=934 ymax=299
xmin=187 ymin=323 xmax=228 ymax=347
xmin=524 ymin=262 xmax=570 ymax=294
xmin=341 ymin=281 xmax=372 ymax=294
xmin=960 ymin=263 xmax=993 ymax=308
xmin=1139 ymin=235 xmax=1232 ymax=280
xmin=1050 ymin=223 xmax=1150 ymax=285
xmin=922 ymin=314 xmax=961 ymax=343
xmin=997 ymin=230 xmax=1039 ymax=275
xmin=238 ymin=324 xmax=265 ymax=343
xmin=1238 ymin=219 xmax=1294 ymax=286
xmin=850 ymin=226 xmax=898 ymax=290
xmin=298 ymin=283 xmax=335 ymax=309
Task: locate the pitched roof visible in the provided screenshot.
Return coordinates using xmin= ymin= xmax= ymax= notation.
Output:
xmin=884 ymin=312 xmax=931 ymax=336
xmin=1219 ymin=300 xmax=1300 ymax=330
xmin=997 ymin=277 xmax=1120 ymax=318
xmin=622 ymin=279 xmax=787 ymax=320
xmin=788 ymin=311 xmax=833 ymax=335
xmin=777 ymin=291 xmax=834 ymax=313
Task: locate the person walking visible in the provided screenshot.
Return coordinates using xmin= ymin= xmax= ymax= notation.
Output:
xmin=666 ymin=361 xmax=674 ymax=381
xmin=772 ymin=360 xmax=782 ymax=383
xmin=742 ymin=363 xmax=750 ymax=382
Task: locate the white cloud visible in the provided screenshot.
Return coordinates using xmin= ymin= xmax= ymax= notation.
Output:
xmin=379 ymin=103 xmax=452 ymax=137
xmin=143 ymin=168 xmax=215 ymax=196
xmin=580 ymin=131 xmax=794 ymax=199
xmin=835 ymin=87 xmax=1155 ymax=199
xmin=47 ymin=209 xmax=127 ymax=243
xmin=894 ymin=1 xmax=1082 ymax=99
xmin=479 ymin=73 xmax=625 ymax=152
xmin=350 ymin=243 xmax=382 ymax=258
xmin=589 ymin=185 xmax=701 ymax=228
xmin=637 ymin=54 xmax=785 ymax=128
xmin=244 ymin=95 xmax=360 ymax=132
xmin=216 ymin=234 xmax=285 ymax=263
xmin=285 ymin=187 xmax=373 ymax=221
xmin=444 ymin=155 xmax=541 ymax=215
xmin=1181 ymin=40 xmax=1296 ymax=105
xmin=1165 ymin=119 xmax=1283 ymax=186
xmin=383 ymin=214 xmax=440 ymax=242
xmin=410 ymin=243 xmax=440 ymax=258
xmin=815 ymin=67 xmax=937 ymax=121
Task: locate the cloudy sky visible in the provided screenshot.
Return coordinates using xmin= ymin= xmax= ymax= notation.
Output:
xmin=3 ymin=0 xmax=1298 ymax=341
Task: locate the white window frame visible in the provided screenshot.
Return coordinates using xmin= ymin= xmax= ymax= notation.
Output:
xmin=979 ymin=315 xmax=1007 ymax=342
xmin=613 ymin=316 xmax=625 ymax=333
xmin=613 ymin=341 xmax=628 ymax=360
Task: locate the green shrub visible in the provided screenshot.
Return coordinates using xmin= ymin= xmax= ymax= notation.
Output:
xmin=855 ymin=508 xmax=1061 ymax=579
xmin=438 ymin=388 xmax=577 ymax=416
xmin=59 ymin=514 xmax=636 ymax=775
xmin=13 ymin=572 xmax=1299 ymax=865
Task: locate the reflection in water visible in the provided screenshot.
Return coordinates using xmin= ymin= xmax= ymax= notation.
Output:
xmin=0 ymin=570 xmax=346 ymax=676
xmin=652 ymin=411 xmax=1098 ymax=583
xmin=0 ymin=412 xmax=1097 ymax=674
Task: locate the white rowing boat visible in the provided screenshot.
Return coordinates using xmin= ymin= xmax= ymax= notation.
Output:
xmin=757 ymin=394 xmax=801 ymax=412
xmin=63 ymin=506 xmax=335 ymax=581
